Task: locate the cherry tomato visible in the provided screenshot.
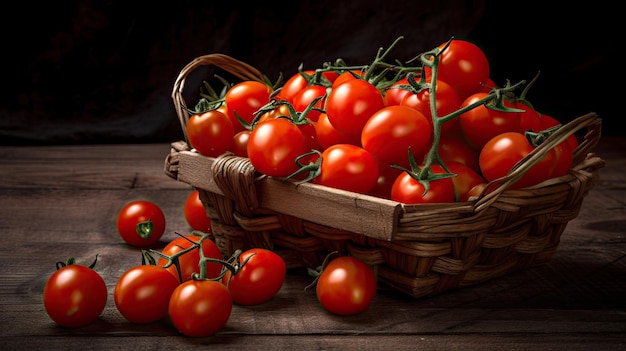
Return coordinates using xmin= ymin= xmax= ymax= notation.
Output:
xmin=458 ymin=92 xmax=521 ymax=151
xmin=183 ymin=190 xmax=212 ymax=233
xmin=515 ymin=101 xmax=542 ymax=133
xmin=325 ymin=78 xmax=385 ymax=135
xmin=312 ymin=144 xmax=380 ymax=194
xmin=292 ymin=84 xmax=328 ymax=122
xmin=540 ymin=114 xmax=579 ymax=151
xmin=224 ymin=80 xmax=272 ymax=127
xmin=316 ymin=255 xmax=377 ymax=316
xmin=231 ymin=130 xmax=251 ymax=158
xmin=186 ymin=109 xmax=234 ymax=157
xmin=361 ymin=105 xmax=431 ymax=168
xmin=445 ymin=161 xmax=486 ymax=202
xmin=400 ymin=79 xmax=461 ymax=135
xmin=368 ymin=160 xmax=403 ymax=199
xmin=438 ymin=135 xmax=480 ymax=173
xmin=479 ymin=131 xmax=558 ymax=189
xmin=391 ymin=164 xmax=456 ymax=204
xmin=247 ymin=117 xmax=309 ymax=177
xmin=423 ymin=39 xmax=490 ymax=100
xmin=314 ymin=112 xmax=361 ymax=150
xmin=43 ymin=259 xmax=107 ymax=328
xmin=114 ymin=264 xmax=179 ymax=324
xmin=222 ymin=248 xmax=286 ymax=306
xmin=276 ymin=69 xmax=337 ymax=103
xmin=157 ymin=234 xmax=223 ymax=282
xmin=331 ymin=70 xmax=366 ymax=89
xmin=116 ymin=200 xmax=166 ymax=248
xmin=168 ymin=279 xmax=232 ymax=337
xmin=383 ymin=77 xmax=411 ymax=106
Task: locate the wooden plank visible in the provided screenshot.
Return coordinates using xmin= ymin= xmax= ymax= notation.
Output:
xmin=176 ymin=150 xmax=402 ymax=240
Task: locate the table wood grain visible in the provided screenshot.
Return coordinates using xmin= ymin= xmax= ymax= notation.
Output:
xmin=1 ymin=138 xmax=625 ymax=350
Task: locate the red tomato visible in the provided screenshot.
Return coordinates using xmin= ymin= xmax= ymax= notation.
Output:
xmin=114 ymin=264 xmax=179 ymax=324
xmin=325 ymin=78 xmax=385 ymax=135
xmin=116 ymin=200 xmax=166 ymax=248
xmin=314 ymin=113 xmax=361 ymax=150
xmin=458 ymin=92 xmax=521 ymax=151
xmin=383 ymin=77 xmax=411 ymax=106
xmin=515 ymin=101 xmax=542 ymax=133
xmin=316 ymin=255 xmax=377 ymax=316
xmin=43 ymin=259 xmax=107 ymax=328
xmin=438 ymin=135 xmax=480 ymax=173
xmin=231 ymin=130 xmax=250 ymax=157
xmin=445 ymin=161 xmax=486 ymax=202
xmin=368 ymin=160 xmax=403 ymax=199
xmin=186 ymin=110 xmax=234 ymax=157
xmin=168 ymin=279 xmax=232 ymax=337
xmin=400 ymin=79 xmax=461 ymax=135
xmin=361 ymin=105 xmax=431 ymax=168
xmin=292 ymin=84 xmax=328 ymax=122
xmin=332 ymin=70 xmax=365 ymax=89
xmin=539 ymin=114 xmax=579 ymax=151
xmin=276 ymin=70 xmax=337 ymax=103
xmin=183 ymin=190 xmax=212 ymax=233
xmin=247 ymin=118 xmax=309 ymax=177
xmin=222 ymin=248 xmax=286 ymax=305
xmin=157 ymin=234 xmax=223 ymax=282
xmin=224 ymin=80 xmax=272 ymax=127
xmin=391 ymin=164 xmax=456 ymax=204
xmin=479 ymin=131 xmax=558 ymax=189
xmin=423 ymin=39 xmax=490 ymax=100
xmin=312 ymin=144 xmax=380 ymax=194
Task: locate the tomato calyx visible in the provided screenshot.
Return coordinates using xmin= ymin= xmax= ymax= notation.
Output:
xmin=303 ymin=251 xmax=340 ymax=291
xmin=392 ymin=147 xmax=457 ymax=196
xmin=55 ymin=255 xmax=99 ymax=271
xmin=135 ymin=219 xmax=156 ymax=240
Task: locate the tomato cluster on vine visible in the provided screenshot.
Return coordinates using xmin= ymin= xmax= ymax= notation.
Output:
xmin=186 ymin=36 xmax=577 ymax=205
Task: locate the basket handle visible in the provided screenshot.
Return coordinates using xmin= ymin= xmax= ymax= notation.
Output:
xmin=171 ymin=54 xmax=266 ymax=145
xmin=472 ymin=112 xmax=602 ymax=214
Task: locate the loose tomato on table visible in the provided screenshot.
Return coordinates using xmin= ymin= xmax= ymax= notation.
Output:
xmin=315 ymin=255 xmax=377 ymax=316
xmin=186 ymin=109 xmax=234 ymax=157
xmin=157 ymin=233 xmax=223 ymax=282
xmin=116 ymin=200 xmax=166 ymax=248
xmin=43 ymin=257 xmax=107 ymax=328
xmin=114 ymin=264 xmax=179 ymax=324
xmin=183 ymin=190 xmax=212 ymax=234
xmin=222 ymin=248 xmax=286 ymax=306
xmin=168 ymin=279 xmax=232 ymax=337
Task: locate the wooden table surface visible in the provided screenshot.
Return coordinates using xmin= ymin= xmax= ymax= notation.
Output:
xmin=1 ymin=137 xmax=625 ymax=350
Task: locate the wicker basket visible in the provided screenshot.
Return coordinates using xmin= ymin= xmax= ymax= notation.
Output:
xmin=164 ymin=54 xmax=605 ymax=298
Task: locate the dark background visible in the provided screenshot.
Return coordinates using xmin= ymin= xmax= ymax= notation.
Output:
xmin=1 ymin=1 xmax=621 ymax=145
